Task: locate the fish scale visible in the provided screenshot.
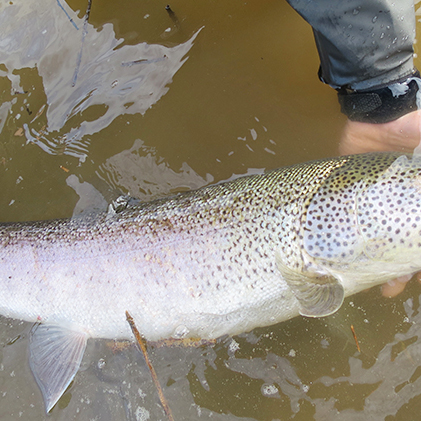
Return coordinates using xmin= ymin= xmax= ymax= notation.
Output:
xmin=0 ymin=155 xmax=348 ymax=341
xmin=1 ymin=151 xmax=421 ymax=412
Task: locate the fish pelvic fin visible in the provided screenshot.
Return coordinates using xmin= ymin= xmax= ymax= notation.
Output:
xmin=276 ymin=253 xmax=344 ymax=317
xmin=29 ymin=323 xmax=88 ymax=413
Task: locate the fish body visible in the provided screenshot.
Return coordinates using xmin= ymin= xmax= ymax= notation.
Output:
xmin=1 ymin=152 xmax=421 ymax=411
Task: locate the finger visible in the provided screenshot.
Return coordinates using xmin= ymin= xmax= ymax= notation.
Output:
xmin=381 ymin=274 xmax=412 ymax=298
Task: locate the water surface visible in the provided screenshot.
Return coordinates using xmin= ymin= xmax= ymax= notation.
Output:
xmin=0 ymin=0 xmax=420 ymax=419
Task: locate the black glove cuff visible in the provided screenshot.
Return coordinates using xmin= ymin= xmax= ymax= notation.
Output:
xmin=337 ymin=71 xmax=420 ymax=124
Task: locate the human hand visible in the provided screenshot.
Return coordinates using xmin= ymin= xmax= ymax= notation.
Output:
xmin=339 ymin=110 xmax=421 ymax=156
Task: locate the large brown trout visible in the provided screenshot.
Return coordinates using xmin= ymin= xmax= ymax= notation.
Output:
xmin=1 ymin=152 xmax=420 ymax=411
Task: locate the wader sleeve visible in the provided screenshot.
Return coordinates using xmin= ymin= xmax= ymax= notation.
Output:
xmin=287 ymin=0 xmax=419 ymax=123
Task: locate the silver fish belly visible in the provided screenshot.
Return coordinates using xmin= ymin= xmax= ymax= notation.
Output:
xmin=1 ymin=151 xmax=421 ymax=411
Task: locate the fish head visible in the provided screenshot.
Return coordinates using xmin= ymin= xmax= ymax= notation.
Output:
xmin=303 ymin=153 xmax=421 ymax=284
xmin=356 ymin=154 xmax=421 ymax=265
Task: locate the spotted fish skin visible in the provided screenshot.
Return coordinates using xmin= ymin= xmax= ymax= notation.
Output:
xmin=0 ymin=156 xmax=341 ymax=342
xmin=301 ymin=153 xmax=421 ymax=294
xmin=2 ymin=151 xmax=421 ymax=411
xmin=0 ymin=152 xmax=419 ymax=341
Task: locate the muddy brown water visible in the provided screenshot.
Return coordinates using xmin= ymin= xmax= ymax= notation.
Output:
xmin=0 ymin=0 xmax=421 ymax=419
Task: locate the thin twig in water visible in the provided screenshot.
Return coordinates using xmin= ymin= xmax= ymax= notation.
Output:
xmin=121 ymin=57 xmax=168 ymax=67
xmin=165 ymin=5 xmax=180 ymax=29
xmin=56 ymin=0 xmax=79 ymax=30
xmin=72 ymin=0 xmax=92 ymax=87
xmin=350 ymin=324 xmax=361 ymax=353
xmin=125 ymin=311 xmax=175 ymax=421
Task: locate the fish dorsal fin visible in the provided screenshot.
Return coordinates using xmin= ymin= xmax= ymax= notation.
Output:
xmin=29 ymin=323 xmax=88 ymax=412
xmin=106 ymin=195 xmax=142 ymax=219
xmin=276 ymin=254 xmax=344 ymax=317
xmin=107 ymin=195 xmax=132 ymax=216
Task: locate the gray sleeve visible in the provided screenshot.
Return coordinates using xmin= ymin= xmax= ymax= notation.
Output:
xmin=287 ymin=0 xmax=416 ymax=90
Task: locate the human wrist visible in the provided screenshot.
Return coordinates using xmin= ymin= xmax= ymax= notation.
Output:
xmin=337 ymin=70 xmax=420 ymax=124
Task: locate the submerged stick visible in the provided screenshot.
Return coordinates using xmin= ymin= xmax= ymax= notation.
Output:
xmin=56 ymin=0 xmax=79 ymax=30
xmin=125 ymin=311 xmax=175 ymax=421
xmin=165 ymin=5 xmax=180 ymax=29
xmin=350 ymin=324 xmax=361 ymax=353
xmin=72 ymin=0 xmax=92 ymax=87
xmin=121 ymin=57 xmax=168 ymax=67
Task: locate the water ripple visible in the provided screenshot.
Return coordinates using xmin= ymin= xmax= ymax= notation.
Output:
xmin=0 ymin=0 xmax=202 ymax=161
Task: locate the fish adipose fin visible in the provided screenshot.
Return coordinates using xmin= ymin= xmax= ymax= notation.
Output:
xmin=276 ymin=254 xmax=344 ymax=317
xmin=29 ymin=323 xmax=88 ymax=412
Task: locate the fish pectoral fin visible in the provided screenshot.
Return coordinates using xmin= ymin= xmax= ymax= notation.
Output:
xmin=29 ymin=323 xmax=88 ymax=413
xmin=276 ymin=255 xmax=344 ymax=318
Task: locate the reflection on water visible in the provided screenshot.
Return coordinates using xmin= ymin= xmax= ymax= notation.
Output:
xmin=66 ymin=174 xmax=107 ymax=216
xmin=0 ymin=0 xmax=421 ymax=419
xmin=223 ymin=293 xmax=421 ymax=420
xmin=96 ymin=138 xmax=213 ymax=200
xmin=0 ymin=0 xmax=201 ymax=161
xmin=1 ymin=286 xmax=417 ymax=420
